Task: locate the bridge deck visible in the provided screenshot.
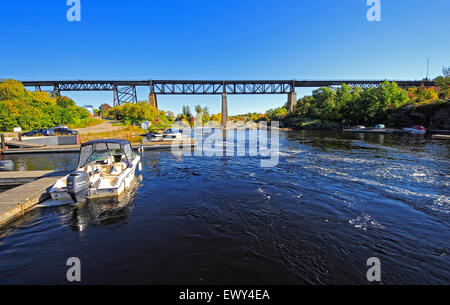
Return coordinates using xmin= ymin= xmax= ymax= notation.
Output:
xmin=22 ymin=79 xmax=435 ymax=94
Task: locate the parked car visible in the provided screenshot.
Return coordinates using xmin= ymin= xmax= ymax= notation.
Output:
xmin=53 ymin=127 xmax=78 ymax=135
xmin=21 ymin=128 xmax=55 ymax=137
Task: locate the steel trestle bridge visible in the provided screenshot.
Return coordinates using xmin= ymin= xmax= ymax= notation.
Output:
xmin=20 ymin=79 xmax=435 ymax=127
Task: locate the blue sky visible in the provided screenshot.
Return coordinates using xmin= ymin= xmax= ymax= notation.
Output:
xmin=0 ymin=0 xmax=449 ymax=115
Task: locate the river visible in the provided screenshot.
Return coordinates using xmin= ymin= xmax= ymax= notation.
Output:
xmin=0 ymin=130 xmax=448 ymax=284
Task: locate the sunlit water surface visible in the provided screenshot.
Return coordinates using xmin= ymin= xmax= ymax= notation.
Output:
xmin=0 ymin=130 xmax=449 ymax=284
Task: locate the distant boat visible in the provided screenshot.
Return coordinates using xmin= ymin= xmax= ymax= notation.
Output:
xmin=146 ymin=132 xmax=164 ymax=142
xmin=147 ymin=128 xmax=189 ymax=142
xmin=375 ymin=124 xmax=385 ymax=129
xmin=403 ymin=125 xmax=427 ymax=135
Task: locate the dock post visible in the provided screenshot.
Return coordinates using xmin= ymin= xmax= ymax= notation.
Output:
xmin=221 ymin=92 xmax=228 ymax=129
xmin=18 ymin=133 xmax=22 ymax=142
xmin=1 ymin=134 xmax=4 ymax=149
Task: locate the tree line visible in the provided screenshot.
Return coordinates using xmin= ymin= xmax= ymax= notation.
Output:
xmin=0 ymin=80 xmax=95 ymax=131
xmin=233 ymin=69 xmax=450 ymax=126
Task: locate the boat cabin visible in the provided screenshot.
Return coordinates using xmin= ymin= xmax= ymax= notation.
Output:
xmin=77 ymin=139 xmax=136 ymax=177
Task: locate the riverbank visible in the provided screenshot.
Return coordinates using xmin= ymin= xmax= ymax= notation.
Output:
xmin=277 ymin=100 xmax=450 ymax=131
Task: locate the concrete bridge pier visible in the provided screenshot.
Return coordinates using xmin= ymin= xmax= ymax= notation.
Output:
xmin=221 ymin=92 xmax=228 ymax=128
xmin=287 ymin=91 xmax=297 ymax=112
xmin=148 ymin=92 xmax=158 ymax=108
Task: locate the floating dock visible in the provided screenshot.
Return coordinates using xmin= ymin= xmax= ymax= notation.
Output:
xmin=344 ymin=128 xmax=450 ymax=135
xmin=432 ymin=134 xmax=450 ymax=140
xmin=4 ymin=140 xmax=45 ymax=148
xmin=0 ymin=171 xmax=68 ymax=226
xmin=0 ymin=170 xmax=56 ymax=186
xmin=0 ymin=140 xmax=196 ymax=155
xmin=343 ymin=128 xmax=409 ymax=134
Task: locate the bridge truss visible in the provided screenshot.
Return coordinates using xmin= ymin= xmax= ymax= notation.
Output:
xmin=21 ymin=79 xmax=434 ymax=106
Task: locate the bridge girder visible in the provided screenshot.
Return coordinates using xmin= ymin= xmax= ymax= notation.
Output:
xmin=22 ymin=79 xmax=435 ymax=106
xmin=23 ymin=79 xmax=434 ymax=92
xmin=150 ymin=82 xmax=294 ymax=94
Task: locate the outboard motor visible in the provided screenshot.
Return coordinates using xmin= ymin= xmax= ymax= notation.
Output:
xmin=0 ymin=160 xmax=14 ymax=171
xmin=67 ymin=171 xmax=90 ymax=203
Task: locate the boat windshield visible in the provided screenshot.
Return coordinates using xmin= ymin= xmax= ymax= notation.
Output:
xmin=165 ymin=128 xmax=180 ymax=134
xmin=77 ymin=142 xmax=134 ymax=168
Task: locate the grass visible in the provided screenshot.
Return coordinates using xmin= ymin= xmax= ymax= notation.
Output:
xmin=68 ymin=117 xmax=104 ymax=129
xmin=79 ymin=125 xmax=146 ymax=143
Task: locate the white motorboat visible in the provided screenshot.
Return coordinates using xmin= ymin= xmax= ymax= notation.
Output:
xmin=147 ymin=132 xmax=164 ymax=142
xmin=49 ymin=139 xmax=142 ymax=204
xmin=403 ymin=125 xmax=427 ymax=135
xmin=147 ymin=128 xmax=188 ymax=141
xmin=162 ymin=128 xmax=187 ymax=140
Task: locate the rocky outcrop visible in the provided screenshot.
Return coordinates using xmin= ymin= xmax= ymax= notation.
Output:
xmin=281 ymin=115 xmax=341 ymax=130
xmin=433 ymin=107 xmax=450 ymax=129
xmin=388 ymin=100 xmax=450 ymax=130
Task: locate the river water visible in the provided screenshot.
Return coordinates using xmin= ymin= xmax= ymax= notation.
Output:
xmin=0 ymin=130 xmax=448 ymax=284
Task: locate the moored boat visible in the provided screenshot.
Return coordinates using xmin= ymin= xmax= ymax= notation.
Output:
xmin=147 ymin=128 xmax=188 ymax=142
xmin=403 ymin=125 xmax=427 ymax=134
xmin=49 ymin=139 xmax=142 ymax=204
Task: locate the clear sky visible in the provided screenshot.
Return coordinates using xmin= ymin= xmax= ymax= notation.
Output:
xmin=0 ymin=0 xmax=449 ymax=115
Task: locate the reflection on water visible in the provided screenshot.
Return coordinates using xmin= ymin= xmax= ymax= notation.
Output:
xmin=70 ymin=178 xmax=141 ymax=232
xmin=0 ymin=153 xmax=78 ymax=171
xmin=0 ymin=131 xmax=449 ymax=284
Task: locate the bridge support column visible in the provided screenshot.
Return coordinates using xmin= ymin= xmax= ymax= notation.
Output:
xmin=148 ymin=92 xmax=158 ymax=108
xmin=287 ymin=91 xmax=297 ymax=112
xmin=52 ymin=86 xmax=60 ymax=98
xmin=221 ymin=92 xmax=228 ymax=128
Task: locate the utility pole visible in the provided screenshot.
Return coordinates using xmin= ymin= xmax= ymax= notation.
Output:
xmin=426 ymin=58 xmax=430 ymax=80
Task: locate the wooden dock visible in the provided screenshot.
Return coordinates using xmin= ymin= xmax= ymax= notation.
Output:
xmin=0 ymin=170 xmax=56 ymax=186
xmin=432 ymin=134 xmax=450 ymax=140
xmin=0 ymin=172 xmax=67 ymax=226
xmin=0 ymin=140 xmax=196 ymax=155
xmin=343 ymin=128 xmax=398 ymax=134
xmin=4 ymin=140 xmax=44 ymax=148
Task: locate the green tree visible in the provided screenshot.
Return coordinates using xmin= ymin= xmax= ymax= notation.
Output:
xmin=0 ymin=80 xmax=94 ymax=131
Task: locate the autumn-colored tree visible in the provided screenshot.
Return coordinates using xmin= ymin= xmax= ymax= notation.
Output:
xmin=408 ymin=86 xmax=439 ymax=103
xmin=105 ymin=101 xmax=171 ymax=131
xmin=0 ymin=80 xmax=93 ymax=131
xmin=99 ymin=103 xmax=112 ymax=117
